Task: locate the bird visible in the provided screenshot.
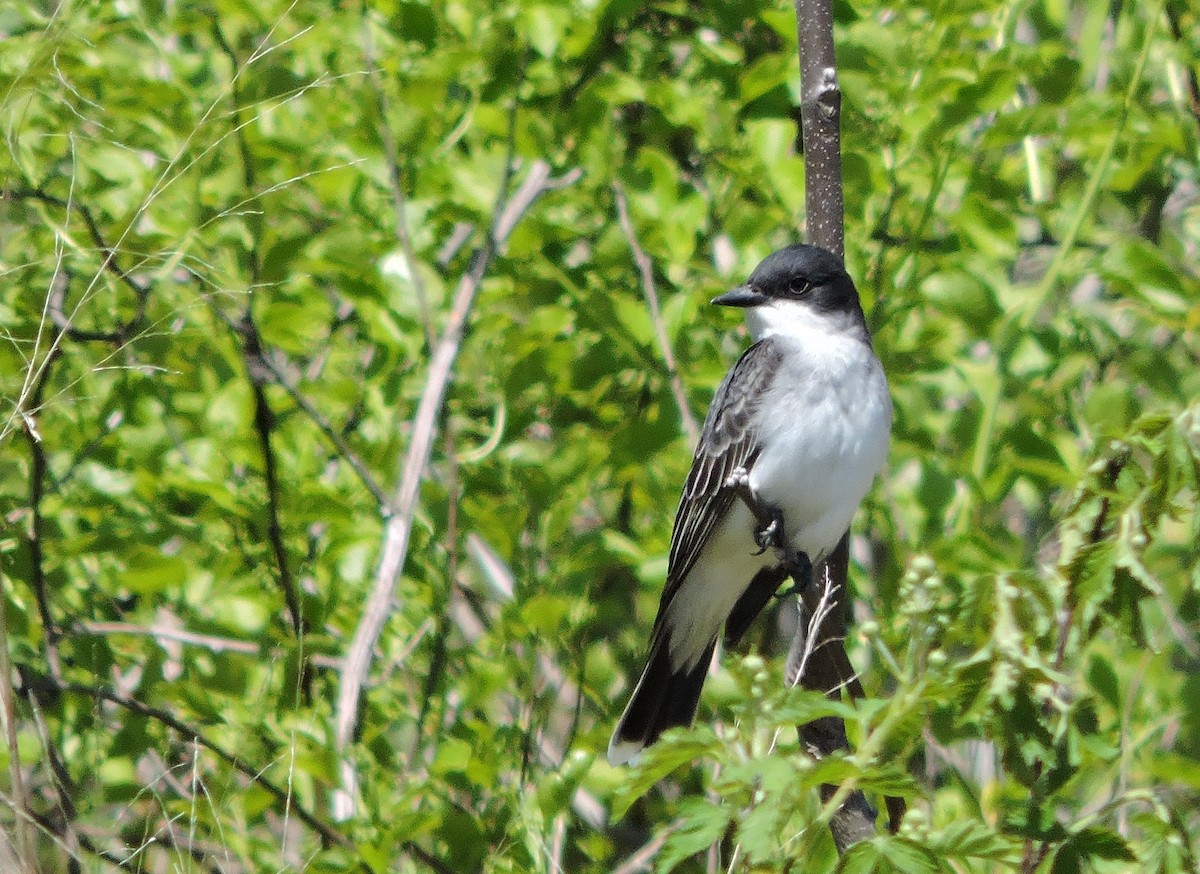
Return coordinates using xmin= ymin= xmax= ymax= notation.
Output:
xmin=608 ymin=243 xmax=892 ymax=766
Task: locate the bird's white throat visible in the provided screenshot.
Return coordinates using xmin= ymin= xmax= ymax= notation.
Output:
xmin=743 ymin=298 xmax=859 ymax=344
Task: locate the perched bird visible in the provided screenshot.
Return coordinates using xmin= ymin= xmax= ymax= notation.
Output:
xmin=608 ymin=243 xmax=891 ymax=766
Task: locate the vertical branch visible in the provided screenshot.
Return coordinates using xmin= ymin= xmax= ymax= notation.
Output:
xmin=21 ymin=341 xmax=63 ymax=681
xmin=795 ymin=0 xmax=844 ymax=258
xmin=212 ymin=21 xmax=304 ymax=637
xmin=793 ymin=0 xmax=899 ymax=846
xmin=240 ymin=317 xmax=305 ymax=636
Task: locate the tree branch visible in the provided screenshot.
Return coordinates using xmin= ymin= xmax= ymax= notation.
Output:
xmin=20 ymin=338 xmax=64 ymax=680
xmin=239 ymin=314 xmax=305 ymax=636
xmin=793 ymin=0 xmax=899 ymax=844
xmin=0 ymin=576 xmax=35 ymax=874
xmin=332 ymin=155 xmax=581 ymax=818
xmin=795 ymin=0 xmax=844 ymax=258
xmin=75 ymin=620 xmax=342 ymax=669
xmin=2 ymin=187 xmax=151 ymax=336
xmin=360 ymin=10 xmax=435 ymax=351
xmin=611 ymin=182 xmax=700 ymax=445
xmin=25 ymin=673 xmax=344 ymax=849
xmin=257 ymin=346 xmax=392 ymax=510
xmin=212 ymin=21 xmax=304 ymax=638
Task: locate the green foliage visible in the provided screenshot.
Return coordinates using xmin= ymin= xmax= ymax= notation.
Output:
xmin=1 ymin=0 xmax=1198 ymax=871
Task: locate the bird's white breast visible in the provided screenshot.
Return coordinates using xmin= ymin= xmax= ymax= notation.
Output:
xmin=745 ymin=301 xmax=892 ymax=562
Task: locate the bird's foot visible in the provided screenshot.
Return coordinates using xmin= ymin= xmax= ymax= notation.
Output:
xmin=773 ymin=550 xmax=813 ymax=598
xmin=753 ymin=507 xmax=784 ymax=556
xmin=725 ymin=468 xmax=782 ymax=556
xmin=724 ymin=469 xmax=804 ymax=577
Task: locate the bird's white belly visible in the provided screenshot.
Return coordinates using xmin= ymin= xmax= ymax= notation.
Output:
xmin=747 ymin=340 xmax=891 ymax=562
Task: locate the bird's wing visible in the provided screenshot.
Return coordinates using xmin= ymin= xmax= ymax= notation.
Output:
xmin=658 ymin=337 xmax=783 ymax=615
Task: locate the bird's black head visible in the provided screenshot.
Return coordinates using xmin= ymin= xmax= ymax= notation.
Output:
xmin=711 ymin=244 xmax=862 ymax=318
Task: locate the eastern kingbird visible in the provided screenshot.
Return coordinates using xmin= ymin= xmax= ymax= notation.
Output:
xmin=608 ymin=243 xmax=892 ymax=766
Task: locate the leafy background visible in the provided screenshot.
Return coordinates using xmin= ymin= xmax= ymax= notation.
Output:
xmin=1 ymin=0 xmax=1198 ymax=871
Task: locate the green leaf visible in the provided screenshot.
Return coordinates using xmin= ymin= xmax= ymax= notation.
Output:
xmin=610 ymin=727 xmax=721 ymax=820
xmin=657 ymin=799 xmax=731 ymax=872
xmin=840 ymin=836 xmax=942 ymax=874
xmin=1086 ymin=654 xmax=1120 ymax=710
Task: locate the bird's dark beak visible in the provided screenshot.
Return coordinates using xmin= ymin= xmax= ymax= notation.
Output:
xmin=711 ymin=285 xmax=767 ymax=308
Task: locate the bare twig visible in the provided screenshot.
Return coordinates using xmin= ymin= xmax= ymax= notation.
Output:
xmin=0 ymin=790 xmax=128 ymax=873
xmin=612 ymin=182 xmax=700 ymax=444
xmin=75 ymin=620 xmax=342 ymax=669
xmin=332 ymin=156 xmax=580 ymax=817
xmin=262 ymin=348 xmax=392 ymax=510
xmin=25 ymin=672 xmax=460 ymax=872
xmin=46 ymin=269 xmax=135 ymax=344
xmin=24 ymin=689 xmax=82 ymax=859
xmin=207 ymin=306 xmax=392 ymax=512
xmin=549 ymin=813 xmax=567 ymax=874
xmin=612 ymin=822 xmax=681 ymax=874
xmin=784 ymin=571 xmax=842 ymax=693
xmin=360 ymin=10 xmax=434 ymax=350
xmin=212 ymin=22 xmax=305 ymax=638
xmin=3 ymin=187 xmax=151 ymax=321
xmin=239 ymin=314 xmax=305 ymax=636
xmin=43 ymin=676 xmax=347 ymax=849
xmin=0 ymin=574 xmax=35 ymax=874
xmin=21 ymin=340 xmax=64 ymax=680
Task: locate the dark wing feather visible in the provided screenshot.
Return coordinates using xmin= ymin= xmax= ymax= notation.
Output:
xmin=656 ymin=338 xmax=783 ymax=616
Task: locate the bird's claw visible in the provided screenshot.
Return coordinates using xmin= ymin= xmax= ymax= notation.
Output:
xmin=753 ymin=515 xmax=778 ymax=555
xmin=724 ymin=467 xmax=813 ymax=591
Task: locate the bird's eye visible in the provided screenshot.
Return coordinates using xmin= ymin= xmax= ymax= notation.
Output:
xmin=789 ymin=281 xmax=811 ymax=296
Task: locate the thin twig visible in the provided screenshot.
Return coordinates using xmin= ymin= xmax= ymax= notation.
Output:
xmin=257 ymin=344 xmax=391 ymax=510
xmin=46 ymin=268 xmax=135 ymax=344
xmin=21 ymin=339 xmax=64 ymax=679
xmin=74 ymin=620 xmax=342 ymax=669
xmin=786 ymin=574 xmax=841 ymax=691
xmin=612 ymin=822 xmax=682 ymax=874
xmin=206 ymin=306 xmax=391 ymax=512
xmin=24 ymin=689 xmax=82 ymax=859
xmin=0 ymin=790 xmax=130 ymax=873
xmin=3 ymin=187 xmax=151 ymax=313
xmin=332 ymin=155 xmax=581 ymax=816
xmin=612 ymin=181 xmax=700 ymax=444
xmin=0 ymin=574 xmax=35 ymax=874
xmin=240 ymin=314 xmax=305 ymax=635
xmin=360 ymin=10 xmax=435 ymax=351
xmin=212 ymin=22 xmax=305 ymax=637
xmin=42 ymin=676 xmax=345 ymax=848
xmin=30 ymin=673 xmax=455 ymax=872
xmin=548 ymin=813 xmax=567 ymax=874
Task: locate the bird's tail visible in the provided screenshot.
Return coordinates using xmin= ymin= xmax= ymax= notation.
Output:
xmin=607 ymin=630 xmax=715 ymax=766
